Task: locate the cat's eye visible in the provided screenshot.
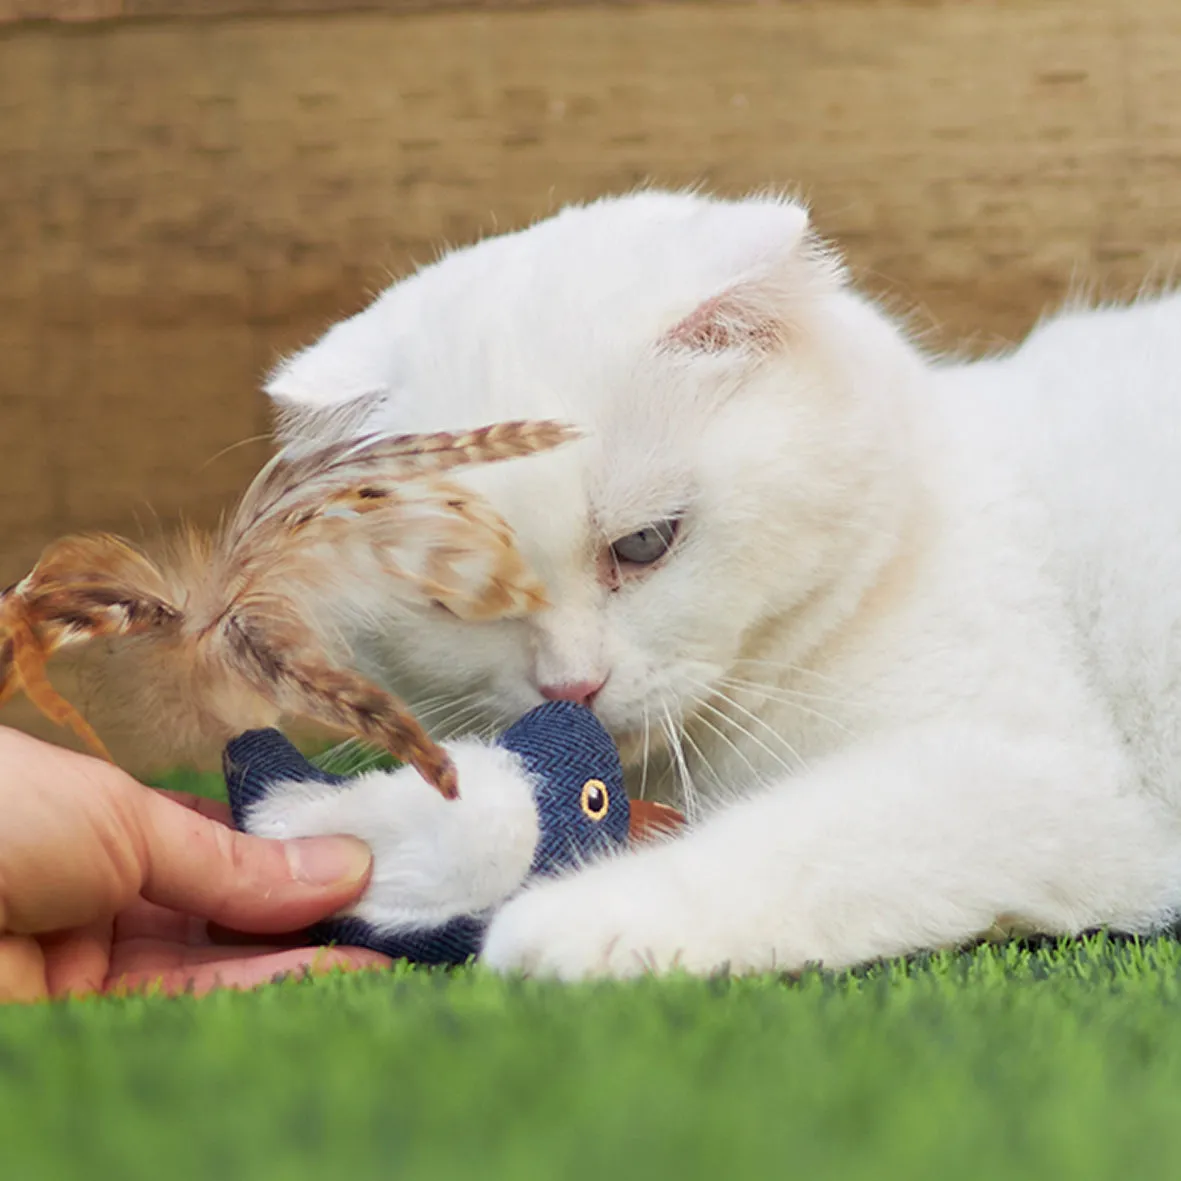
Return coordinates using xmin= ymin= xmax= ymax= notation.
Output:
xmin=610 ymin=517 xmax=681 ymax=567
xmin=580 ymin=778 xmax=609 ymax=821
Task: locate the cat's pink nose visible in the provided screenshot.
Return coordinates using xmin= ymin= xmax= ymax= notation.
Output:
xmin=537 ymin=677 xmax=607 ymax=708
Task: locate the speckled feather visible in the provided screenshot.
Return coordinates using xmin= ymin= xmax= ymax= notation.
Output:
xmin=0 ymin=421 xmax=576 ymax=794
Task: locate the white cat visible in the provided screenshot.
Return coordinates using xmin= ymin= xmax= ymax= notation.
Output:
xmin=249 ymin=189 xmax=1181 ymax=979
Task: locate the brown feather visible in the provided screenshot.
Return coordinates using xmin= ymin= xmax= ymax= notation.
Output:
xmin=0 ymin=598 xmax=116 ymax=760
xmin=0 ymin=420 xmax=576 ymax=796
xmin=0 ymin=633 xmax=14 ymax=710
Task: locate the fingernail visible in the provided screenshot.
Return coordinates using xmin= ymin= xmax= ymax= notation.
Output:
xmin=284 ymin=836 xmax=373 ymax=887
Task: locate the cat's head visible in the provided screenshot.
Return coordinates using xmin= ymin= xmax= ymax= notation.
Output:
xmin=265 ymin=191 xmax=924 ymax=765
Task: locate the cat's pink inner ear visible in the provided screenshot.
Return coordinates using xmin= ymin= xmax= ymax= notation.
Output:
xmin=659 ymin=286 xmax=788 ymax=355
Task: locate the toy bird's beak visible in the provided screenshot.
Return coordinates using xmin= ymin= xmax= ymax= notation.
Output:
xmin=628 ymin=800 xmax=685 ymax=843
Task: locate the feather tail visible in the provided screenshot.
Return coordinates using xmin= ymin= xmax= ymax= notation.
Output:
xmin=0 ymin=536 xmax=182 ymax=761
xmin=0 ymin=419 xmax=577 ymax=797
xmin=8 ymin=613 xmax=114 ymax=760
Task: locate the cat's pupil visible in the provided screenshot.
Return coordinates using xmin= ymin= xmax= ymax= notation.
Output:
xmin=610 ymin=518 xmax=680 ymax=566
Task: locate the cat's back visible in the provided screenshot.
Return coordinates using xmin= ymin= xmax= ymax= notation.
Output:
xmin=935 ymin=289 xmax=1181 ymax=798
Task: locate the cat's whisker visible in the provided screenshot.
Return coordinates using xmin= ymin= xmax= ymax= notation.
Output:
xmin=436 ymin=705 xmax=490 ymax=740
xmin=659 ymin=701 xmax=700 ymax=822
xmin=318 ymin=732 xmax=410 ymax=776
xmin=683 ymin=693 xmax=765 ymax=789
xmin=391 ymin=701 xmax=457 ymax=734
xmin=413 ymin=691 xmax=482 ymax=726
xmin=676 ymin=718 xmax=723 ymax=795
xmin=730 ymin=656 xmax=849 ymax=681
xmin=413 ymin=703 xmax=475 ymax=730
xmin=314 ymin=735 xmax=378 ymax=774
xmin=475 ymin=716 xmax=504 ymax=742
xmin=729 ymin=658 xmax=863 ymax=693
xmin=686 ymin=686 xmax=806 ymax=780
xmin=402 ymin=682 xmax=468 ymax=707
xmin=407 ymin=690 xmax=461 ymax=712
xmin=314 ymin=736 xmax=392 ymax=774
xmin=692 ymin=697 xmax=801 ymax=782
xmin=351 ymin=748 xmax=400 ymax=774
xmin=318 ymin=690 xmax=487 ymax=774
xmin=715 ymin=675 xmax=856 ymax=735
xmin=639 ymin=705 xmax=651 ymax=802
xmin=316 ymin=734 xmax=363 ymax=764
xmin=674 ymin=713 xmax=705 ymax=821
xmin=710 ymin=686 xmax=810 ymax=774
xmin=718 ymin=671 xmax=864 ymax=712
xmin=430 ymin=695 xmax=493 ymax=742
xmin=417 ymin=709 xmax=481 ymax=740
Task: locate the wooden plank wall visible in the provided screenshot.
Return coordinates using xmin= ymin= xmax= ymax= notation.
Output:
xmin=2 ymin=0 xmax=1179 ymax=762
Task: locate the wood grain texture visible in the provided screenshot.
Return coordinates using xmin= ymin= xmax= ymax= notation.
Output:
xmin=1 ymin=0 xmax=1179 ymax=762
xmin=0 ymin=0 xmax=664 ymax=24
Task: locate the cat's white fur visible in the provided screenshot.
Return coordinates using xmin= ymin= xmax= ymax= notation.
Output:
xmin=258 ymin=190 xmax=1181 ymax=979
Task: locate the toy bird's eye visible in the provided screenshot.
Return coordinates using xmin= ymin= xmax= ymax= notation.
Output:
xmin=580 ymin=778 xmax=609 ymax=821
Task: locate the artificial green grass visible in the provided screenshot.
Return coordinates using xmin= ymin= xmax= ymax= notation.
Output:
xmin=4 ymin=770 xmax=1181 ymax=1180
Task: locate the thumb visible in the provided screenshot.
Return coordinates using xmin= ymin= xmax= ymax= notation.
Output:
xmin=131 ymin=786 xmax=375 ymax=934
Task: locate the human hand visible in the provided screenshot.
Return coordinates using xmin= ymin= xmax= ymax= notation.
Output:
xmin=0 ymin=726 xmax=391 ymax=1002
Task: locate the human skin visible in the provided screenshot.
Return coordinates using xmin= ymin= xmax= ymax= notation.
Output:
xmin=0 ymin=726 xmax=391 ymax=1002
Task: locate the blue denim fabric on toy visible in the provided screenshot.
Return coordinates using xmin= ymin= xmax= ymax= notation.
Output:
xmin=222 ymin=700 xmax=629 ymax=965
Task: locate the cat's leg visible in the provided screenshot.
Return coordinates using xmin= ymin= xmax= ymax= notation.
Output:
xmin=480 ymin=723 xmax=1181 ymax=979
xmin=246 ymin=740 xmax=539 ymax=931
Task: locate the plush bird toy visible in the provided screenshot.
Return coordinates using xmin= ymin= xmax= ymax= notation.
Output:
xmin=223 ymin=700 xmax=683 ymax=965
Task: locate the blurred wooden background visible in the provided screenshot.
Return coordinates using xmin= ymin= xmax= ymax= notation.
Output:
xmin=2 ymin=0 xmax=1179 ymax=764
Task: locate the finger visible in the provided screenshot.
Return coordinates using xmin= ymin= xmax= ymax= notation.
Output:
xmin=0 ymin=736 xmax=236 ymax=935
xmin=0 ymin=935 xmax=48 ymax=1003
xmin=109 ymin=937 xmax=388 ymax=976
xmin=114 ymin=898 xmax=208 ymax=945
xmin=109 ymin=936 xmax=291 ymax=977
xmin=0 ymin=735 xmax=152 ymax=933
xmin=114 ymin=901 xmax=306 ymax=949
xmin=151 ymin=789 xmax=233 ymax=826
xmin=0 ymin=729 xmax=372 ymax=939
xmin=41 ymin=919 xmax=113 ymax=998
xmin=106 ymin=946 xmax=391 ymax=998
xmin=131 ymin=787 xmax=375 ymax=934
xmin=140 ymin=795 xmax=314 ymax=946
xmin=206 ymin=922 xmax=310 ymax=949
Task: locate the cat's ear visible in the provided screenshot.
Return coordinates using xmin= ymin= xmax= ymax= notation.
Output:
xmin=658 ymin=199 xmax=841 ymax=358
xmin=264 ymin=306 xmax=396 ymax=447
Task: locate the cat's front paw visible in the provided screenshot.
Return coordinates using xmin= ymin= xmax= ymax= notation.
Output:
xmin=480 ymin=852 xmax=734 ymax=980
